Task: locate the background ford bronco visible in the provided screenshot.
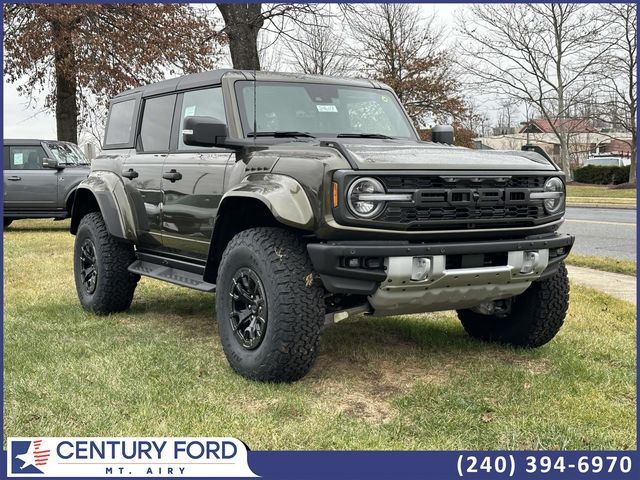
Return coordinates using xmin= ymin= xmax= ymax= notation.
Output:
xmin=4 ymin=139 xmax=89 ymax=228
xmin=70 ymin=70 xmax=574 ymax=382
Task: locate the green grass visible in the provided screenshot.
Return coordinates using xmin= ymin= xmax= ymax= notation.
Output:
xmin=566 ymin=254 xmax=636 ymax=277
xmin=3 ymin=219 xmax=637 ymax=450
xmin=567 ymin=184 xmax=636 ymax=199
xmin=566 ymin=185 xmax=636 ymax=206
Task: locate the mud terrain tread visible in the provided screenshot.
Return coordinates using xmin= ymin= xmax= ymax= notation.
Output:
xmin=75 ymin=212 xmax=139 ymax=314
xmin=458 ymin=263 xmax=569 ymax=347
xmin=216 ymin=227 xmax=325 ymax=382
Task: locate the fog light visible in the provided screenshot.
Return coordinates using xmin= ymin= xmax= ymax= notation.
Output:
xmin=347 ymin=257 xmax=360 ymax=268
xmin=411 ymin=257 xmax=431 ymax=281
xmin=520 ymin=251 xmax=539 ymax=274
xmin=365 ymin=257 xmax=382 ymax=269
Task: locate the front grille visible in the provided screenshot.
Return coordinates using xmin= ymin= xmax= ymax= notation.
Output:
xmin=380 ymin=175 xmax=546 ymax=190
xmin=345 ymin=174 xmax=555 ymax=231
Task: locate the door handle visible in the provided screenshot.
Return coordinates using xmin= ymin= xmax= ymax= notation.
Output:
xmin=122 ymin=168 xmax=139 ymax=179
xmin=162 ymin=169 xmax=182 ymax=182
xmin=7 ymin=176 xmax=21 ymax=181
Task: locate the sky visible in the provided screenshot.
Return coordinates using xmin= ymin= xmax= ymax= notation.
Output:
xmin=2 ymin=3 xmax=465 ymax=144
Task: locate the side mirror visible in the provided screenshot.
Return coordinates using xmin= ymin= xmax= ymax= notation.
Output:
xmin=43 ymin=158 xmax=63 ymax=169
xmin=182 ymin=116 xmax=227 ymax=147
xmin=431 ymin=125 xmax=454 ymax=145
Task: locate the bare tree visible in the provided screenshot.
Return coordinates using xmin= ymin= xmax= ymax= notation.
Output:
xmin=285 ymin=16 xmax=353 ymax=76
xmin=217 ymin=3 xmax=326 ymax=71
xmin=4 ymin=3 xmax=222 ymax=143
xmin=593 ymin=4 xmax=637 ymax=184
xmin=458 ymin=4 xmax=608 ymax=176
xmin=348 ymin=3 xmax=465 ymax=127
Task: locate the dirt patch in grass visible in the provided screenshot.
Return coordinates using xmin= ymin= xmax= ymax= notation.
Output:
xmin=307 ymin=354 xmax=449 ymax=423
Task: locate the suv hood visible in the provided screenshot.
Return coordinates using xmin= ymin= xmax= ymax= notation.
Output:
xmin=337 ymin=140 xmax=556 ymax=171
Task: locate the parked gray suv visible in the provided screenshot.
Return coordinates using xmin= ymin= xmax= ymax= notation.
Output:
xmin=3 ymin=139 xmax=90 ymax=228
xmin=70 ymin=70 xmax=574 ymax=382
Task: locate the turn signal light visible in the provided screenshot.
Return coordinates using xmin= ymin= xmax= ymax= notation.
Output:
xmin=332 ymin=182 xmax=339 ymax=208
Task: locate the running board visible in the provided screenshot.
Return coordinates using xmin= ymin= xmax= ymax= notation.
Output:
xmin=128 ymin=260 xmax=216 ymax=292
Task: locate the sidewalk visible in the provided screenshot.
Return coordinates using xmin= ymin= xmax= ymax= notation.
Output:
xmin=567 ymin=265 xmax=636 ymax=304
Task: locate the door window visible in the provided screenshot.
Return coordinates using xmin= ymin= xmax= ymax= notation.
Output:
xmin=178 ymin=88 xmax=226 ymax=150
xmin=139 ymin=95 xmax=176 ymax=152
xmin=8 ymin=146 xmax=47 ymax=170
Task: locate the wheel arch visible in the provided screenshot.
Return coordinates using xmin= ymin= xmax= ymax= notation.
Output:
xmin=203 ymin=192 xmax=312 ymax=284
xmin=69 ymin=174 xmax=136 ymax=242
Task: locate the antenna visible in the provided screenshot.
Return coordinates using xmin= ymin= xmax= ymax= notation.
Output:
xmin=253 ymin=69 xmax=257 ymax=145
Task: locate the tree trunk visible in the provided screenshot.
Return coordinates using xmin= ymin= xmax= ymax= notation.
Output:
xmin=629 ymin=134 xmax=636 ymax=185
xmin=218 ymin=3 xmax=263 ymax=70
xmin=52 ymin=23 xmax=78 ymax=143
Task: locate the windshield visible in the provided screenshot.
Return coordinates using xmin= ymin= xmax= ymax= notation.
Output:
xmin=46 ymin=142 xmax=90 ymax=165
xmin=234 ymin=81 xmax=416 ymax=139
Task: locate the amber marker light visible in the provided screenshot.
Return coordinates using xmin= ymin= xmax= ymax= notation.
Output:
xmin=332 ymin=182 xmax=339 ymax=208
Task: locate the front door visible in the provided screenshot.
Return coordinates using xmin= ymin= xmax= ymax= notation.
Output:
xmin=3 ymin=144 xmax=58 ymax=212
xmin=161 ymin=87 xmax=232 ymax=258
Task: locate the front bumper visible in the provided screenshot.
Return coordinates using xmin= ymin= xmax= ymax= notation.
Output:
xmin=307 ymin=233 xmax=574 ymax=316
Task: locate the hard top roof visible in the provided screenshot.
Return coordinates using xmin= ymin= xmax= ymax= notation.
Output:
xmin=113 ymin=69 xmax=384 ymax=99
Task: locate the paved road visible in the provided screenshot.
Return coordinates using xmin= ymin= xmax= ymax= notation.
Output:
xmin=559 ymin=207 xmax=636 ymax=260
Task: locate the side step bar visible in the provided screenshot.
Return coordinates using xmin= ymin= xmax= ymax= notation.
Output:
xmin=128 ymin=260 xmax=216 ymax=292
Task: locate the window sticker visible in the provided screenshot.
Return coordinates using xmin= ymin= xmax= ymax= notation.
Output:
xmin=13 ymin=153 xmax=24 ymax=165
xmin=316 ymin=104 xmax=338 ymax=113
xmin=184 ymin=105 xmax=196 ymax=117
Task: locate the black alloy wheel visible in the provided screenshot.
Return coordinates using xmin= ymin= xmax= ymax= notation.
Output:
xmin=229 ymin=267 xmax=268 ymax=350
xmin=79 ymin=238 xmax=98 ymax=294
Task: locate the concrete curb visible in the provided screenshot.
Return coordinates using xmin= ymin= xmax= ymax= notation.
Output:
xmin=567 ymin=202 xmax=636 ymax=210
xmin=567 ymin=265 xmax=636 ymax=304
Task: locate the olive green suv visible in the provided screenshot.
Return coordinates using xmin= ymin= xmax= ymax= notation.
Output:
xmin=70 ymin=70 xmax=574 ymax=382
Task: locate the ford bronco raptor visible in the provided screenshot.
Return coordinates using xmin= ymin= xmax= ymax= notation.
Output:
xmin=70 ymin=70 xmax=574 ymax=382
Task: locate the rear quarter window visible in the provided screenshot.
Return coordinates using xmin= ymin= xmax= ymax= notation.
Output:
xmin=104 ymin=99 xmax=137 ymax=147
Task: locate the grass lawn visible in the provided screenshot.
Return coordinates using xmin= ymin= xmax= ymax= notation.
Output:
xmin=566 ymin=254 xmax=636 ymax=277
xmin=566 ymin=184 xmax=636 ymax=199
xmin=566 ymin=184 xmax=636 ymax=206
xmin=3 ymin=220 xmax=637 ymax=450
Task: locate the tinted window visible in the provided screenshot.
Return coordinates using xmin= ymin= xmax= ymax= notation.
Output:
xmin=8 ymin=146 xmax=47 ymax=170
xmin=105 ymin=99 xmax=136 ymax=146
xmin=178 ymin=88 xmax=226 ymax=150
xmin=139 ymin=95 xmax=176 ymax=152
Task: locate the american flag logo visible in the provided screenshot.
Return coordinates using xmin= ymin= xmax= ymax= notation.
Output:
xmin=14 ymin=439 xmax=51 ymax=472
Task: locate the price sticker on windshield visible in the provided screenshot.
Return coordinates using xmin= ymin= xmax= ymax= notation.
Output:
xmin=316 ymin=104 xmax=338 ymax=113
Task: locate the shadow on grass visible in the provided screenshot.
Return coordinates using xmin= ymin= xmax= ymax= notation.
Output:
xmin=126 ymin=287 xmax=513 ymax=361
xmin=5 ymin=220 xmax=70 ymax=233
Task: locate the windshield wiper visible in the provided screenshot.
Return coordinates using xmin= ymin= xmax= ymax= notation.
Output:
xmin=337 ymin=133 xmax=395 ymax=139
xmin=247 ymin=131 xmax=316 ymax=138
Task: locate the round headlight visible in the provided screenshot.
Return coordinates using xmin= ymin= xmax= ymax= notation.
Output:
xmin=543 ymin=177 xmax=565 ymax=214
xmin=347 ymin=177 xmax=385 ymax=218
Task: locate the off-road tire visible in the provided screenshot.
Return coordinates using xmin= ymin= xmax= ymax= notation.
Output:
xmin=457 ymin=262 xmax=569 ymax=347
xmin=216 ymin=227 xmax=325 ymax=382
xmin=4 ymin=219 xmax=12 ymax=229
xmin=74 ymin=212 xmax=139 ymax=314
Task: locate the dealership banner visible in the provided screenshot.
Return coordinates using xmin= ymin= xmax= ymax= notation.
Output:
xmin=7 ymin=437 xmax=257 ymax=477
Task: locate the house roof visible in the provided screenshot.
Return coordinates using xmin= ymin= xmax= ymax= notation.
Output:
xmin=519 ymin=118 xmax=597 ymax=134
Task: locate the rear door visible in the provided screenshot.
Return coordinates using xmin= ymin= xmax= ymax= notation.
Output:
xmin=161 ymin=87 xmax=233 ymax=258
xmin=122 ymin=94 xmax=177 ymax=250
xmin=3 ymin=143 xmax=58 ymax=211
